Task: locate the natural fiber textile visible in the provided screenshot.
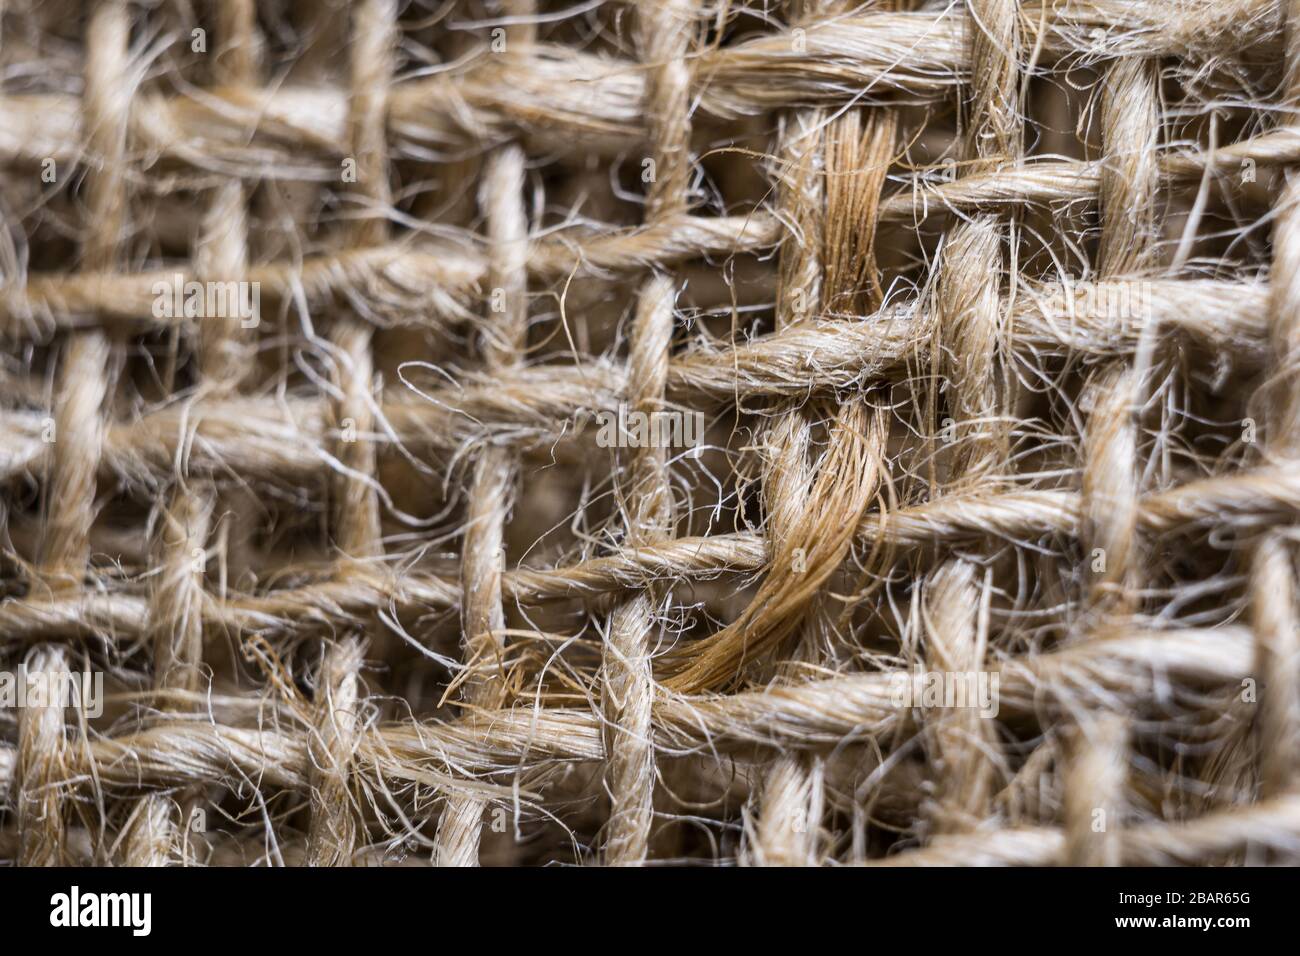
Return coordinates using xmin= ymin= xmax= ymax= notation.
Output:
xmin=1 ymin=0 xmax=1298 ymax=866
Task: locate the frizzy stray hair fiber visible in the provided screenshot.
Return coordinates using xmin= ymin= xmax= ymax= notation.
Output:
xmin=0 ymin=0 xmax=1298 ymax=870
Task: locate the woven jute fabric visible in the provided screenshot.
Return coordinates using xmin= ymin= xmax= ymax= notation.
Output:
xmin=1 ymin=0 xmax=1299 ymax=867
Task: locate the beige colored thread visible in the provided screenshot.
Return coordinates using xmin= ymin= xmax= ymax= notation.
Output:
xmin=150 ymin=492 xmax=214 ymax=700
xmin=823 ymin=109 xmax=897 ymax=316
xmin=749 ymin=413 xmax=821 ymax=867
xmin=774 ymin=110 xmax=824 ymax=324
xmin=199 ymin=0 xmax=259 ymax=393
xmin=39 ymin=0 xmax=130 ymax=582
xmin=17 ymin=646 xmax=70 ymax=866
xmin=752 ymin=754 xmax=826 ymax=866
xmin=199 ymin=0 xmax=261 ymax=588
xmin=306 ymin=638 xmax=365 ymax=866
xmin=921 ymin=561 xmax=998 ymax=835
xmin=1259 ymin=7 xmax=1300 ymax=446
xmin=920 ymin=0 xmax=1021 ymax=838
xmin=616 ymin=281 xmax=676 ymax=540
xmin=38 ymin=331 xmax=109 ymax=582
xmin=196 ymin=180 xmax=254 ymax=390
xmin=435 ymin=12 xmax=533 ymax=861
xmin=1248 ymin=535 xmax=1300 ymax=798
xmin=637 ymin=0 xmax=694 ymax=221
xmin=663 ymin=401 xmax=882 ymax=694
xmin=0 ymin=624 xmax=1258 ymax=798
xmin=1063 ymin=716 xmax=1129 ymax=866
xmin=602 ymin=279 xmax=675 ymax=865
xmin=865 ymin=796 xmax=1300 ymax=867
xmin=1080 ymin=367 xmax=1140 ymax=615
xmin=24 ymin=1 xmax=132 ymax=866
xmin=5 ymin=0 xmax=1299 ymax=869
xmin=214 ymin=0 xmax=262 ymax=88
xmin=127 ymin=487 xmax=210 ymax=868
xmin=123 ymin=0 xmax=262 ymax=865
xmin=934 ymin=218 xmax=1004 ymax=480
xmin=4 ymin=213 xmax=778 ymax=333
xmin=122 ymin=488 xmax=213 ymax=866
xmin=750 ymin=1 xmax=898 ymax=861
xmin=5 ymin=149 xmax=1293 ymax=332
xmin=19 ymin=469 xmax=1300 ymax=646
xmin=0 ymin=5 xmax=1278 ymax=168
xmin=599 ymin=0 xmax=695 ymax=865
xmin=119 ymin=796 xmax=176 ymax=869
xmin=937 ymin=0 xmax=1020 ymax=483
xmin=437 ymin=441 xmax=517 ymax=866
xmin=291 ymin=0 xmax=399 ymax=865
xmin=1080 ymin=57 xmax=1160 ymax=620
xmin=1097 ymin=60 xmax=1161 ymax=279
xmin=1268 ymin=185 xmax=1300 ymax=444
xmin=329 ymin=0 xmax=396 ymax=560
xmin=729 ymin=476 xmax=819 ymax=857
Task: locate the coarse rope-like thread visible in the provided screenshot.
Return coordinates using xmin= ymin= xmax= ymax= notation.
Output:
xmin=435 ymin=1 xmax=536 ymax=867
xmin=598 ymin=0 xmax=696 ymax=866
xmin=919 ymin=0 xmax=1020 ymax=839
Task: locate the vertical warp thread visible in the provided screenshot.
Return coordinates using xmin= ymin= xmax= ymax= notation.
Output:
xmin=599 ymin=0 xmax=695 ymax=865
xmin=305 ymin=638 xmax=365 ymax=866
xmin=1243 ymin=0 xmax=1299 ymax=794
xmin=302 ymin=0 xmax=400 ymax=865
xmin=200 ymin=0 xmax=262 ymax=594
xmin=330 ymin=0 xmax=394 ymax=560
xmin=436 ymin=6 xmax=535 ymax=865
xmin=602 ymin=278 xmax=675 ymax=865
xmin=750 ymin=411 xmax=820 ymax=867
xmin=923 ymin=0 xmax=1021 ymax=837
xmin=40 ymin=0 xmax=129 ymax=581
xmin=213 ymin=0 xmax=261 ymax=89
xmin=1063 ymin=715 xmax=1129 ymax=866
xmin=17 ymin=645 xmax=70 ymax=866
xmin=749 ymin=24 xmax=846 ymax=873
xmin=198 ymin=0 xmax=258 ymax=393
xmin=23 ymin=0 xmax=132 ymax=865
xmin=122 ymin=489 xmax=213 ymax=865
xmin=748 ymin=0 xmax=898 ymax=866
xmin=122 ymin=0 xmax=263 ymax=867
xmin=922 ymin=560 xmax=995 ymax=833
xmin=1249 ymin=534 xmax=1299 ymax=798
xmin=1081 ymin=56 xmax=1160 ymax=620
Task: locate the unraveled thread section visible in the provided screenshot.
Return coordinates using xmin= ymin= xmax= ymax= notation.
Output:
xmin=663 ymin=401 xmax=884 ymax=694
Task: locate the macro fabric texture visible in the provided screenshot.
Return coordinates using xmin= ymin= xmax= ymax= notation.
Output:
xmin=0 ymin=0 xmax=1298 ymax=867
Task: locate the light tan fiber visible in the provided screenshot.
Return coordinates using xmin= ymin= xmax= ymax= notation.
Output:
xmin=1 ymin=0 xmax=1298 ymax=868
